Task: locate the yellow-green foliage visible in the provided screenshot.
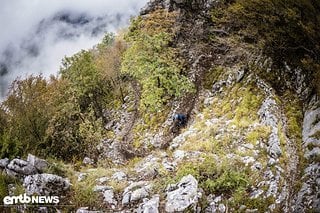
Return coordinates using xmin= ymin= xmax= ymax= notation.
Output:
xmin=122 ymin=9 xmax=195 ymax=112
xmin=246 ymin=125 xmax=271 ymax=145
xmin=283 ymin=95 xmax=303 ymax=141
xmin=232 ymin=85 xmax=264 ymax=128
xmin=211 ymin=82 xmax=264 ymax=127
xmin=180 ymin=80 xmax=266 ymax=158
xmin=282 ymin=92 xmax=303 ymax=167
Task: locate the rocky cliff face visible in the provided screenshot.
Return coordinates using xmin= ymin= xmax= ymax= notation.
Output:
xmin=1 ymin=0 xmax=319 ymax=212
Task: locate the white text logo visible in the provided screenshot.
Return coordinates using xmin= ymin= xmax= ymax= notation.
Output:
xmin=3 ymin=194 xmax=59 ymax=205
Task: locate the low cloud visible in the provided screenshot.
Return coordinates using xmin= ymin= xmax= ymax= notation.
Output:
xmin=0 ymin=0 xmax=148 ymax=99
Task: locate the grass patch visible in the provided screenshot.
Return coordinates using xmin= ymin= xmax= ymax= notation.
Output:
xmin=245 ymin=125 xmax=271 ymax=145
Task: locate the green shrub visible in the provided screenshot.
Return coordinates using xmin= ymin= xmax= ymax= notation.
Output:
xmin=176 ymin=157 xmax=248 ymax=196
xmin=203 ymin=170 xmax=248 ymax=194
xmin=122 ymin=10 xmax=195 ymax=112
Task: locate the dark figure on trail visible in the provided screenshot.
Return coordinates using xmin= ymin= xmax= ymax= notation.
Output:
xmin=172 ymin=113 xmax=188 ymax=133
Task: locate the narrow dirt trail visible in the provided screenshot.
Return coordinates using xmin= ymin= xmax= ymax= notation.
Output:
xmin=119 ymin=80 xmax=143 ymax=158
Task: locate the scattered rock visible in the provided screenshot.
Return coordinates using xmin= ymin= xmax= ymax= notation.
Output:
xmin=135 ymin=155 xmax=160 ymax=179
xmin=250 ymin=189 xmax=264 ymax=199
xmin=267 ymin=158 xmax=277 ymax=166
xmin=112 ymin=171 xmax=127 ymax=181
xmin=165 ymin=175 xmax=201 ymax=212
xmin=27 ymin=154 xmax=49 ymax=172
xmin=98 ymin=139 xmax=126 ymax=165
xmin=242 ymin=156 xmax=255 ymax=166
xmin=23 ymin=174 xmax=70 ymax=196
xmin=78 ymin=173 xmax=88 ymax=182
xmin=83 ymin=157 xmax=94 ymax=165
xmin=103 ymin=188 xmax=117 ymax=207
xmin=6 ymin=159 xmax=37 ymax=177
xmin=173 ymin=150 xmax=185 ymax=161
xmin=205 ymin=195 xmax=224 ymax=213
xmin=137 ymin=194 xmax=160 ymax=213
xmin=258 ymin=97 xmax=282 ymax=158
xmin=162 ymin=159 xmax=176 ymax=172
xmin=170 ymin=127 xmax=197 ymax=150
xmin=245 ymin=209 xmax=259 ymax=213
xmin=122 ymin=181 xmax=152 ymax=206
xmin=236 ymin=68 xmax=246 ymax=82
xmin=93 ymin=185 xmax=112 ymax=193
xmin=96 ymin=176 xmax=109 ymax=184
xmin=0 ymin=158 xmax=9 ymax=168
xmin=251 ymin=162 xmax=262 ymax=171
xmin=218 ymin=203 xmax=226 ymax=212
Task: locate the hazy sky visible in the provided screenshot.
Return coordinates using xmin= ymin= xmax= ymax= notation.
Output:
xmin=0 ymin=0 xmax=148 ymax=99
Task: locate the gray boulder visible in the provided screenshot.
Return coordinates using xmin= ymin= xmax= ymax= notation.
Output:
xmin=103 ymin=188 xmax=117 ymax=207
xmin=27 ymin=154 xmax=49 ymax=172
xmin=23 ymin=174 xmax=70 ymax=196
xmin=92 ymin=185 xmax=117 ymax=207
xmin=135 ymin=155 xmax=160 ymax=179
xmin=165 ymin=175 xmax=201 ymax=212
xmin=137 ymin=195 xmax=160 ymax=213
xmin=93 ymin=185 xmax=111 ymax=193
xmin=78 ymin=173 xmax=88 ymax=182
xmin=258 ymin=97 xmax=282 ymax=158
xmin=112 ymin=171 xmax=127 ymax=181
xmin=122 ymin=181 xmax=152 ymax=206
xmin=6 ymin=159 xmax=37 ymax=177
xmin=83 ymin=157 xmax=94 ymax=165
xmin=96 ymin=176 xmax=109 ymax=184
xmin=0 ymin=158 xmax=9 ymax=168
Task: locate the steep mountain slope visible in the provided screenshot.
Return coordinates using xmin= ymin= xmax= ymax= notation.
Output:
xmin=0 ymin=0 xmax=319 ymax=212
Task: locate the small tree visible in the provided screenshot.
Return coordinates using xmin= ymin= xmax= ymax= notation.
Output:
xmin=0 ymin=76 xmax=52 ymax=158
xmin=122 ymin=10 xmax=195 ymax=112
